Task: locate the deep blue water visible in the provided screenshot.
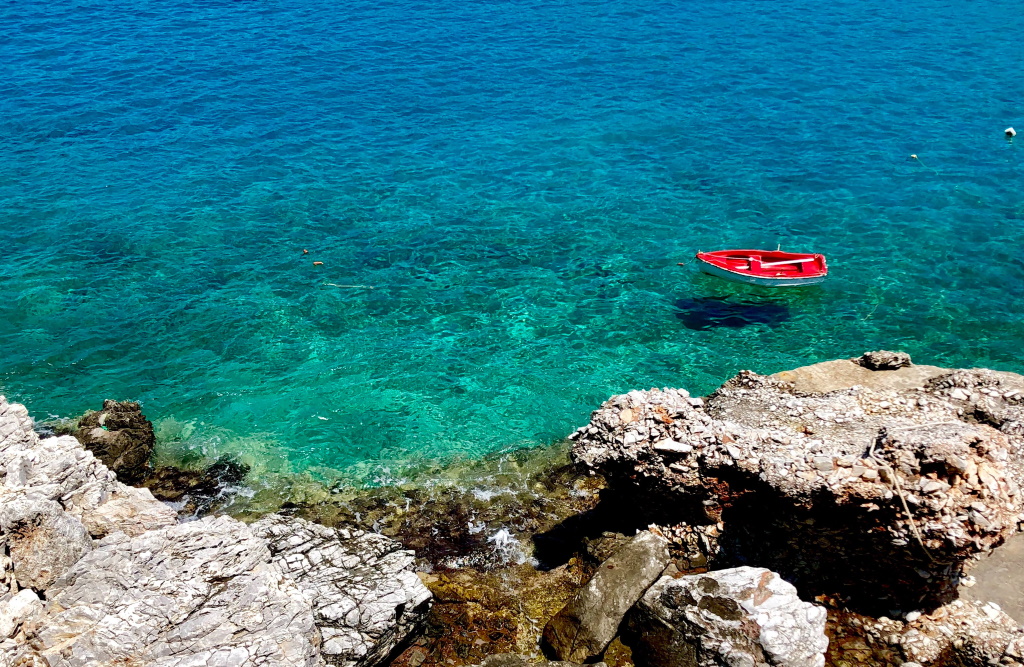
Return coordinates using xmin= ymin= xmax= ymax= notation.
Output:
xmin=2 ymin=0 xmax=1023 ymax=485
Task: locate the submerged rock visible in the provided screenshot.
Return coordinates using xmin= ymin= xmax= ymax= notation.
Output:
xmin=74 ymin=399 xmax=155 ymax=484
xmin=143 ymin=455 xmax=251 ymax=517
xmin=628 ymin=567 xmax=829 ymax=667
xmin=542 ymin=530 xmax=670 ymax=662
xmin=569 ymin=357 xmax=1024 ymax=612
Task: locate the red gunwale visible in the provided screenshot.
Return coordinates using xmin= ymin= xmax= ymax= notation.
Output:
xmin=695 ymin=249 xmax=828 ymax=279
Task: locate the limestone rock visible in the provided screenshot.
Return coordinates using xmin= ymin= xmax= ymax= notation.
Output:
xmin=542 ymin=530 xmax=670 ymax=662
xmin=34 ymin=515 xmax=323 ymax=667
xmin=628 ymin=567 xmax=828 ymax=667
xmin=0 ymin=494 xmax=92 ymax=590
xmin=0 ymin=589 xmax=44 ymax=639
xmin=0 ymin=396 xmax=176 ymax=540
xmin=252 ymin=514 xmax=432 ymax=667
xmin=74 ymin=399 xmax=155 ymax=484
xmin=79 ymin=485 xmax=180 ymax=538
xmin=857 ymin=350 xmax=913 ymax=371
xmin=568 ymin=362 xmax=1024 ymax=611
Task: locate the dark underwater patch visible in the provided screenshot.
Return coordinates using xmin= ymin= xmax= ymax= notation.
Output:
xmin=674 ymin=296 xmax=790 ymax=331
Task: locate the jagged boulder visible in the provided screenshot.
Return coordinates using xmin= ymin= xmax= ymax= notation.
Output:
xmin=542 ymin=530 xmax=670 ymax=662
xmin=627 ymin=567 xmax=829 ymax=667
xmin=252 ymin=514 xmax=432 ymax=667
xmin=75 ymin=399 xmax=155 ymax=484
xmin=569 ymin=358 xmax=1024 ymax=611
xmin=0 ymin=494 xmax=92 ymax=590
xmin=857 ymin=350 xmax=912 ymax=371
xmin=0 ymin=589 xmax=44 ymax=640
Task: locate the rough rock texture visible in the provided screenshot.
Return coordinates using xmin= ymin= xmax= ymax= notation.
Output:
xmin=253 ymin=514 xmax=432 ymax=667
xmin=30 ymin=515 xmax=323 ymax=667
xmin=826 ymin=599 xmax=1024 ymax=666
xmin=542 ymin=531 xmax=670 ymax=662
xmin=1 ymin=396 xmax=437 ymax=667
xmin=857 ymin=350 xmax=913 ymax=371
xmin=0 ymin=396 xmax=176 ymax=586
xmin=628 ymin=567 xmax=829 ymax=667
xmin=0 ymin=589 xmax=44 ymax=640
xmin=569 ymin=356 xmax=1024 ymax=611
xmin=74 ymin=400 xmax=155 ymax=484
xmin=0 ymin=495 xmax=92 ymax=590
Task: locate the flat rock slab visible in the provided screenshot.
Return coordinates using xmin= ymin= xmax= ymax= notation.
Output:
xmin=963 ymin=531 xmax=1024 ymax=624
xmin=772 ymin=359 xmax=947 ymax=395
xmin=542 ymin=530 xmax=670 ymax=662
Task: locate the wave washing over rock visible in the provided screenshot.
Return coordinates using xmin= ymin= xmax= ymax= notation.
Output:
xmin=5 ymin=352 xmax=1024 ymax=667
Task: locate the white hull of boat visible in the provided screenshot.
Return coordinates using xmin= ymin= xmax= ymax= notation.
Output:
xmin=697 ymin=260 xmax=827 ymax=287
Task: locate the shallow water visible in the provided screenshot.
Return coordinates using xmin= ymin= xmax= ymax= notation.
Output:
xmin=2 ymin=0 xmax=1023 ymax=484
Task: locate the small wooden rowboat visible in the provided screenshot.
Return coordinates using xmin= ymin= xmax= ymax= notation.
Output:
xmin=693 ymin=249 xmax=828 ymax=287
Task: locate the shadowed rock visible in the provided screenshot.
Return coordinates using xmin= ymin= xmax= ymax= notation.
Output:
xmin=474 ymin=655 xmax=605 ymax=667
xmin=569 ymin=356 xmax=1024 ymax=614
xmin=542 ymin=530 xmax=670 ymax=662
xmin=75 ymin=400 xmax=155 ymax=484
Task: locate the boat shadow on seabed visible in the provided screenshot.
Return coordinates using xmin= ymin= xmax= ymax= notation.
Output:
xmin=673 ymin=295 xmax=791 ymax=331
xmin=672 ymin=275 xmax=826 ymax=331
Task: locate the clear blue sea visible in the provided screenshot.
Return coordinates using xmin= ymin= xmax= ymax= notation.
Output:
xmin=2 ymin=0 xmax=1023 ymax=485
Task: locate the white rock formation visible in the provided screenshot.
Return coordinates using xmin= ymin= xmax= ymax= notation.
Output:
xmin=0 ymin=397 xmax=433 ymax=667
xmin=0 ymin=397 xmax=177 ymax=539
xmin=628 ymin=567 xmax=829 ymax=667
xmin=31 ymin=515 xmax=323 ymax=667
xmin=253 ymin=515 xmax=432 ymax=667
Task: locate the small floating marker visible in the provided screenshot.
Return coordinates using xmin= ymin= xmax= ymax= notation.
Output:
xmin=303 ymin=249 xmax=309 ymax=254
xmin=313 ymin=261 xmax=324 ymax=266
xmin=1006 ymin=127 xmax=1017 ymax=138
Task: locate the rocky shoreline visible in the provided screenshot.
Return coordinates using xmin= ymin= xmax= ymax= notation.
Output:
xmin=4 ymin=352 xmax=1024 ymax=666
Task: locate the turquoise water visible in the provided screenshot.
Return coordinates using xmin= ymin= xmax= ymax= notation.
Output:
xmin=2 ymin=0 xmax=1023 ymax=483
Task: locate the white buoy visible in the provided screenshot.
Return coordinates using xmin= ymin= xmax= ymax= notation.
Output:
xmin=1006 ymin=127 xmax=1017 ymax=138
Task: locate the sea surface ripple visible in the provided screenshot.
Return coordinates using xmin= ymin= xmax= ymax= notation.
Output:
xmin=2 ymin=0 xmax=1023 ymax=483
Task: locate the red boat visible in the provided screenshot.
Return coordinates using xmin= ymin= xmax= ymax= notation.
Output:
xmin=693 ymin=249 xmax=828 ymax=287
